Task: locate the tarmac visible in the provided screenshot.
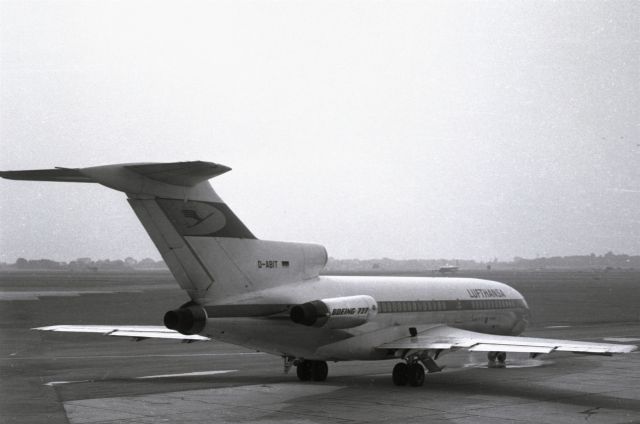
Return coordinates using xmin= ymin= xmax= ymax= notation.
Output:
xmin=1 ymin=270 xmax=639 ymax=424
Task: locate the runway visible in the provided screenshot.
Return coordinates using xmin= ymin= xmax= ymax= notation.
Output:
xmin=1 ymin=270 xmax=639 ymax=423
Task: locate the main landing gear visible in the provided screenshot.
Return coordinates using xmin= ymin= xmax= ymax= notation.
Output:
xmin=392 ymin=354 xmax=442 ymax=387
xmin=392 ymin=362 xmax=425 ymax=386
xmin=295 ymin=360 xmax=329 ymax=382
xmin=487 ymin=351 xmax=507 ymax=368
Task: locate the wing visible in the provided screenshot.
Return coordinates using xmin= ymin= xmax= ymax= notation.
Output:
xmin=34 ymin=325 xmax=210 ymax=341
xmin=377 ymin=325 xmax=637 ymax=355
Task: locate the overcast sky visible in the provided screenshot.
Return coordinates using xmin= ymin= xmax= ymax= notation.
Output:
xmin=1 ymin=0 xmax=638 ymax=263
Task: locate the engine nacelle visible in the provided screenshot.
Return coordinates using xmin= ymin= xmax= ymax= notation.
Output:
xmin=164 ymin=305 xmax=207 ymax=335
xmin=290 ymin=295 xmax=378 ymax=329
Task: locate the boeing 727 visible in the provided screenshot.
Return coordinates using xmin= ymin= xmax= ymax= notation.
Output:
xmin=1 ymin=161 xmax=636 ymax=386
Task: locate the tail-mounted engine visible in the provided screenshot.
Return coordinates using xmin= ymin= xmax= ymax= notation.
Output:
xmin=164 ymin=304 xmax=207 ymax=335
xmin=290 ymin=295 xmax=378 ymax=329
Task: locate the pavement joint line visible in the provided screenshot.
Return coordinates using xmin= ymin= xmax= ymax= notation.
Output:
xmin=139 ymin=397 xmax=357 ymax=423
xmin=64 ymin=402 xmax=151 ymax=419
xmin=458 ymin=384 xmax=640 ymax=415
xmin=453 ymin=411 xmax=539 ymax=424
xmin=366 ymin=410 xmax=468 ymax=422
xmin=310 ymin=395 xmax=446 ymax=412
xmin=178 ymin=407 xmax=356 ymax=423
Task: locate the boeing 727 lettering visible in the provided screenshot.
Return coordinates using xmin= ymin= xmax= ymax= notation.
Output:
xmin=1 ymin=161 xmax=636 ymax=386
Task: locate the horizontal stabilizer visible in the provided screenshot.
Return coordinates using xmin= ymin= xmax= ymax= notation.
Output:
xmin=0 ymin=161 xmax=231 ymax=187
xmin=125 ymin=161 xmax=231 ymax=186
xmin=0 ymin=167 xmax=93 ymax=183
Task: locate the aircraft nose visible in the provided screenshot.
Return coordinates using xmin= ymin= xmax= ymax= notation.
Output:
xmin=510 ymin=288 xmax=530 ymax=335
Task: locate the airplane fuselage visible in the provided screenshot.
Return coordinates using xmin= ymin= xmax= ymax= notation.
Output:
xmin=202 ymin=276 xmax=530 ymax=361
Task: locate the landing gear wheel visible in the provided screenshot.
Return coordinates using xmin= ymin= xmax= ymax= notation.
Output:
xmin=488 ymin=351 xmax=506 ymax=368
xmin=407 ymin=363 xmax=425 ymax=387
xmin=296 ymin=360 xmax=328 ymax=381
xmin=311 ymin=361 xmax=328 ymax=381
xmin=392 ymin=362 xmax=408 ymax=386
xmin=296 ymin=361 xmax=312 ymax=381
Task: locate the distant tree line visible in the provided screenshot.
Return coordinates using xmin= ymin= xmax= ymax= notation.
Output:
xmin=1 ymin=252 xmax=638 ymax=272
xmin=326 ymin=252 xmax=640 ymax=272
xmin=509 ymin=252 xmax=640 ymax=270
xmin=1 ymin=257 xmax=167 ymax=271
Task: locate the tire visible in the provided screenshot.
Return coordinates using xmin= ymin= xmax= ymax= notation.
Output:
xmin=407 ymin=363 xmax=425 ymax=387
xmin=296 ymin=361 xmax=312 ymax=381
xmin=311 ymin=361 xmax=328 ymax=381
xmin=392 ymin=362 xmax=408 ymax=386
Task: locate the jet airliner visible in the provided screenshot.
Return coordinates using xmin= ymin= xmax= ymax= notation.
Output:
xmin=1 ymin=161 xmax=635 ymax=386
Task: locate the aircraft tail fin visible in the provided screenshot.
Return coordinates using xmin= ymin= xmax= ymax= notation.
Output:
xmin=1 ymin=161 xmax=326 ymax=303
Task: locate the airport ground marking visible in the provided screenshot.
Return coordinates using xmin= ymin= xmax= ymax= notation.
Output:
xmin=45 ymin=380 xmax=90 ymax=386
xmin=137 ymin=370 xmax=237 ymax=379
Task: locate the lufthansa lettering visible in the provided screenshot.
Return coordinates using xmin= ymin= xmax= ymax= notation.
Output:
xmin=466 ymin=288 xmax=506 ymax=298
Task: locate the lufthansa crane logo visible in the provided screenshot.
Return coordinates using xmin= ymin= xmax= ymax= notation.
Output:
xmin=178 ymin=202 xmax=226 ymax=235
xmin=182 ymin=209 xmax=216 ymax=228
xmin=158 ymin=199 xmax=227 ymax=236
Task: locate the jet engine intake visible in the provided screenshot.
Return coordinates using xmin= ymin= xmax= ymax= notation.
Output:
xmin=290 ymin=295 xmax=377 ymax=329
xmin=164 ymin=305 xmax=207 ymax=335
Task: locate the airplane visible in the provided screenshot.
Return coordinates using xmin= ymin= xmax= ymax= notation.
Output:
xmin=1 ymin=161 xmax=636 ymax=387
xmin=437 ymin=264 xmax=459 ymax=274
